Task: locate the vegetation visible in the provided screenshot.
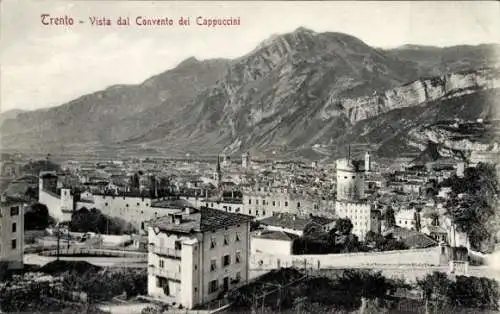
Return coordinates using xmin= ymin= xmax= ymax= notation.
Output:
xmin=70 ymin=207 xmax=136 ymax=235
xmin=228 ymin=268 xmax=404 ymax=314
xmin=365 ymin=231 xmax=409 ymax=251
xmin=228 ymin=268 xmax=499 ymax=314
xmin=0 ymin=263 xmax=146 ymax=313
xmin=22 ymin=159 xmax=60 ymax=175
xmin=417 ymin=271 xmax=499 ymax=313
xmin=293 ymin=218 xmax=368 ymax=254
xmin=24 ymin=203 xmax=55 ymax=230
xmin=441 ymin=163 xmax=498 ymax=251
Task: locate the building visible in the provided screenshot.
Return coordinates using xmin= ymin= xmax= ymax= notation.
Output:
xmin=202 ymin=198 xmax=243 ymax=214
xmin=242 ymin=186 xmax=334 ymax=220
xmin=258 ymin=212 xmax=336 ymax=237
xmin=0 ymin=198 xmax=25 ymax=269
xmin=335 ymin=155 xmax=381 ymax=241
xmin=251 ymin=230 xmax=298 ymax=255
xmin=242 ymin=152 xmax=250 ymax=169
xmin=147 ymin=207 xmax=252 ymax=309
xmin=365 ymin=152 xmax=371 ymax=172
xmin=38 ymin=171 xmax=89 ymax=222
xmin=395 ymin=209 xmax=418 ymax=230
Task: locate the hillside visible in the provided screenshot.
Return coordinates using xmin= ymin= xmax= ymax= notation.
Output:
xmin=1 ymin=28 xmax=498 ymax=159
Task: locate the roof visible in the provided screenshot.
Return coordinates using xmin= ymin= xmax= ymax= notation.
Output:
xmin=423 ymin=225 xmax=447 ymax=234
xmin=151 ymin=207 xmax=253 ymax=234
xmin=252 ymin=230 xmax=299 ymax=241
xmin=151 ymin=198 xmax=193 ymax=209
xmin=259 ymin=213 xmax=335 ymax=231
xmin=385 ymin=226 xmax=437 ymax=249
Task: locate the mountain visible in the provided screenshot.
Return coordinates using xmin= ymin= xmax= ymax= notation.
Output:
xmin=386 ymin=44 xmax=500 ymax=77
xmin=1 ymin=57 xmax=230 ymax=152
xmin=1 ymin=28 xmax=498 ymax=160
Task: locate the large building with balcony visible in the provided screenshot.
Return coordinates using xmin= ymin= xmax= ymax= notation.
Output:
xmin=0 ymin=198 xmax=25 ymax=269
xmin=147 ymin=206 xmax=253 ymax=309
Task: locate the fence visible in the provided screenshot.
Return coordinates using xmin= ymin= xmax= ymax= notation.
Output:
xmin=38 ymin=247 xmax=147 ymax=259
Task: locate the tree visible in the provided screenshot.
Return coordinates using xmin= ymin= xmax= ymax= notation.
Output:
xmin=442 ymin=163 xmax=498 ymax=251
xmin=384 ymin=207 xmax=396 ymax=228
xmin=416 ymin=271 xmax=453 ymax=314
xmin=337 ymin=269 xmax=393 ymax=314
xmin=327 ymin=227 xmax=337 ymax=247
xmin=303 ymin=222 xmax=322 ymax=237
xmin=130 ymin=173 xmax=140 ymax=190
xmin=335 ymin=218 xmax=353 ymax=236
xmin=25 ymin=203 xmax=54 ymax=230
xmin=250 ymin=220 xmax=261 ymax=231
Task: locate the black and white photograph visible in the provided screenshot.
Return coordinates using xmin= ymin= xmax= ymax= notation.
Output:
xmin=1 ymin=1 xmax=499 ymax=313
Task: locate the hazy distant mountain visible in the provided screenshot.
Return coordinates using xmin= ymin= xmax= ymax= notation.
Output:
xmin=386 ymin=43 xmax=500 ymax=77
xmin=1 ymin=27 xmax=498 ymax=159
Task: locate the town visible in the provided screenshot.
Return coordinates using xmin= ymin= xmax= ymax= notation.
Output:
xmin=1 ymin=140 xmax=499 ymax=313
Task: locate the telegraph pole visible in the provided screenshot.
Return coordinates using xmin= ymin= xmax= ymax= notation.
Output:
xmin=56 ymin=224 xmax=60 ymax=261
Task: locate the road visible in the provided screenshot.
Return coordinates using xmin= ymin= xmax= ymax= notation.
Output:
xmin=98 ymin=302 xmax=152 ymax=314
xmin=24 ymin=254 xmax=147 ymax=268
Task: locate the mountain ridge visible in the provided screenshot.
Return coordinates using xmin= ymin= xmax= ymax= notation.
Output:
xmin=1 ymin=28 xmax=498 ymax=159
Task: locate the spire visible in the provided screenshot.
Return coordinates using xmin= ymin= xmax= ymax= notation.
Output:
xmin=347 ymin=145 xmax=351 ymax=160
xmin=216 ymin=155 xmax=221 ymax=174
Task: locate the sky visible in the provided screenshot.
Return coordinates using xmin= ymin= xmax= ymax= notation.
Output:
xmin=1 ymin=1 xmax=499 ymax=113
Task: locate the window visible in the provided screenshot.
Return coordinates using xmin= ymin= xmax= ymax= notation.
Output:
xmin=105 ymin=203 xmax=108 ymax=206
xmin=126 ymin=204 xmax=129 ymax=207
xmin=263 ymin=200 xmax=266 ymax=205
xmin=11 ymin=239 xmax=16 ymax=250
xmin=297 ymin=202 xmax=301 ymax=208
xmin=228 ymin=206 xmax=232 ymax=212
xmin=210 ymin=237 xmax=216 ymax=249
xmin=272 ymin=201 xmax=276 ymax=206
xmin=256 ymin=210 xmax=259 ymax=216
xmin=263 ymin=210 xmax=266 ymax=216
xmin=248 ymin=199 xmax=251 ymax=205
xmin=249 ymin=210 xmax=252 ymax=215
xmin=256 ymin=200 xmax=259 ymax=205
xmin=210 ymin=259 xmax=217 ymax=272
xmin=159 ymin=259 xmax=165 ymax=268
xmin=175 ymin=240 xmax=182 ymax=250
xmin=10 ymin=206 xmax=19 ymax=216
xmin=223 ymin=254 xmax=230 ymax=267
xmin=12 ymin=223 xmax=16 ymax=233
xmin=234 ymin=272 xmax=241 ymax=283
xmin=209 ymin=280 xmax=218 ymax=293
xmin=235 ymin=251 xmax=241 ymax=264
xmin=235 ymin=233 xmax=241 ymax=242
xmin=285 ymin=201 xmax=288 ymax=207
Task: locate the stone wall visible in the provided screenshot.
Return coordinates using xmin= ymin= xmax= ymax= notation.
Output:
xmin=250 ymin=246 xmax=448 ymax=270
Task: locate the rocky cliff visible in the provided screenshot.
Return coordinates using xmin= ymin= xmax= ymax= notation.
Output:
xmin=323 ymin=68 xmax=500 ymax=124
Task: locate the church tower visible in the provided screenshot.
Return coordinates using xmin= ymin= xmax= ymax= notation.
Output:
xmin=215 ymin=155 xmax=222 ymax=188
xmin=365 ymin=151 xmax=371 ymax=173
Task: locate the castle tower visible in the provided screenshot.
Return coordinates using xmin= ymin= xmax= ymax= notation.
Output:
xmin=364 ymin=151 xmax=371 ymax=173
xmin=336 ymin=158 xmax=365 ymax=202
